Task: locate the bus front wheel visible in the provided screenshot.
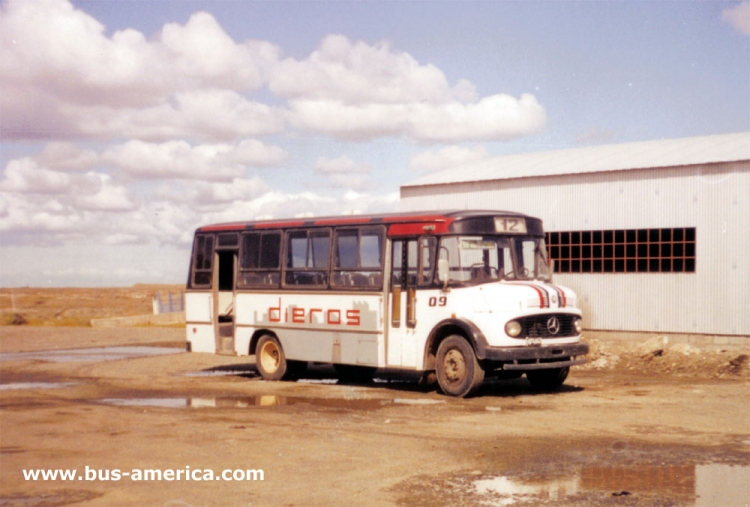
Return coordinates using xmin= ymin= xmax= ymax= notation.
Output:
xmin=436 ymin=335 xmax=485 ymax=397
xmin=256 ymin=335 xmax=289 ymax=381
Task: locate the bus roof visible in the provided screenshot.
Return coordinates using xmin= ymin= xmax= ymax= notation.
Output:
xmin=196 ymin=210 xmax=540 ymax=236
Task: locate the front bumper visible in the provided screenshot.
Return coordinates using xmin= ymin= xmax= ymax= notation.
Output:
xmin=483 ymin=342 xmax=589 ymax=371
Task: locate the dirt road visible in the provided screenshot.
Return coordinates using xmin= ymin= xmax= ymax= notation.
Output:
xmin=1 ymin=327 xmax=748 ymax=506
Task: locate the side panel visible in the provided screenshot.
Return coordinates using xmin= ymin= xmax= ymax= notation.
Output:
xmin=186 ymin=291 xmax=215 ymax=353
xmin=186 ymin=291 xmax=212 ymax=322
xmin=234 ymin=292 xmax=384 ymax=366
xmin=187 ymin=325 xmax=217 ymax=353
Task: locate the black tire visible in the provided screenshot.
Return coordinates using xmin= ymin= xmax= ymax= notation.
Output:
xmin=436 ymin=335 xmax=485 ymax=397
xmin=255 ymin=335 xmax=288 ymax=381
xmin=526 ymin=367 xmax=569 ymax=391
xmin=333 ymin=364 xmax=376 ymax=383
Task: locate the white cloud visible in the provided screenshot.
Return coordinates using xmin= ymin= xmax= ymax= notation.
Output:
xmin=0 ymin=0 xmax=282 ymax=141
xmin=314 ymin=155 xmax=374 ymax=190
xmin=279 ymin=35 xmax=545 ymax=142
xmin=69 ymin=91 xmax=287 ymax=142
xmin=270 ymin=34 xmax=470 ymax=104
xmin=103 ymin=139 xmax=287 ymax=181
xmin=723 ymin=1 xmax=750 ymax=36
xmin=73 ymin=173 xmax=136 ymax=211
xmin=1 ymin=2 xmax=546 ymax=144
xmin=409 ymin=145 xmax=490 ymax=173
xmin=314 ymin=155 xmax=370 ymax=175
xmin=407 ymin=93 xmax=547 ymax=143
xmin=0 ymin=158 xmax=76 ymax=194
xmin=159 ymin=12 xmax=278 ymax=90
xmin=37 ymin=142 xmax=101 ymax=172
xmin=181 ymin=177 xmax=271 ymax=206
xmin=290 ymin=93 xmax=547 ymax=142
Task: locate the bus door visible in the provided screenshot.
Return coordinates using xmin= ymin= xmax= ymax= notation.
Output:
xmin=388 ymin=237 xmax=435 ymax=367
xmin=214 ymin=235 xmax=238 ymax=355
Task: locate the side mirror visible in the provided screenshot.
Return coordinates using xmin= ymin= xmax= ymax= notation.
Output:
xmin=437 ymin=258 xmax=449 ymax=282
xmin=548 ymin=259 xmax=555 ymax=282
xmin=437 ymin=258 xmax=450 ymax=291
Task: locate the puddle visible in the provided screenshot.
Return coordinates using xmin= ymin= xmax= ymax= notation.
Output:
xmin=0 ymin=382 xmax=76 ymax=391
xmin=0 ymin=346 xmax=182 ymax=363
xmin=471 ymin=463 xmax=750 ymax=506
xmin=97 ymin=394 xmax=394 ymax=411
xmin=100 ymin=398 xmax=189 ymax=409
xmin=184 ymin=369 xmax=253 ymax=377
xmin=393 ymin=398 xmax=444 ymax=406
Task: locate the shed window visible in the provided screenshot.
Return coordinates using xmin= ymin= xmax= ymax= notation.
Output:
xmin=547 ymin=227 xmax=696 ymax=274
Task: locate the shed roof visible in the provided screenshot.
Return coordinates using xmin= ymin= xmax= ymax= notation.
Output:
xmin=404 ymin=132 xmax=750 ymax=189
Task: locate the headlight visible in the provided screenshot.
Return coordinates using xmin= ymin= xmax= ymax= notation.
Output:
xmin=573 ymin=318 xmax=583 ymax=334
xmin=505 ymin=320 xmax=522 ymax=337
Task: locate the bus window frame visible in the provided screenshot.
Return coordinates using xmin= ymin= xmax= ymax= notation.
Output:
xmin=238 ymin=230 xmax=283 ymax=289
xmin=331 ymin=226 xmax=386 ymax=291
xmin=282 ymin=227 xmax=333 ymax=289
xmin=190 ymin=233 xmax=215 ymax=289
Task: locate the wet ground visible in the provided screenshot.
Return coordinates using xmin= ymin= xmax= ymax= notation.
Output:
xmin=0 ymin=327 xmax=748 ymax=506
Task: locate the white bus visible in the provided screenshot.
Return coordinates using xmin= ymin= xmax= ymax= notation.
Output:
xmin=186 ymin=211 xmax=588 ymax=397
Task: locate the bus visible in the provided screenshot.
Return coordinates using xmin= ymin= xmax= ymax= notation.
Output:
xmin=185 ymin=210 xmax=588 ymax=397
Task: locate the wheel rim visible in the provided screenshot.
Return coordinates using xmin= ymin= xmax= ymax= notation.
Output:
xmin=442 ymin=348 xmax=466 ymax=384
xmin=259 ymin=341 xmax=280 ymax=373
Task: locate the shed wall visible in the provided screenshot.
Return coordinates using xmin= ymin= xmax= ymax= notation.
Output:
xmin=401 ymin=162 xmax=750 ymax=336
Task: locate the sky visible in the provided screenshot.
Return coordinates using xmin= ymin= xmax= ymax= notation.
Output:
xmin=1 ymin=0 xmax=748 ymax=287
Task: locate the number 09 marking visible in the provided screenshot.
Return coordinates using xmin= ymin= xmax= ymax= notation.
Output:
xmin=429 ymin=296 xmax=447 ymax=307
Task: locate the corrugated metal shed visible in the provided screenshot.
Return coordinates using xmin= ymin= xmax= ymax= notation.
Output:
xmin=400 ymin=132 xmax=750 ymax=337
xmin=406 ymin=132 xmax=750 ymax=188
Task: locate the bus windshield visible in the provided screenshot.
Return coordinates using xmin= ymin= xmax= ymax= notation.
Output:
xmin=438 ymin=235 xmax=550 ymax=285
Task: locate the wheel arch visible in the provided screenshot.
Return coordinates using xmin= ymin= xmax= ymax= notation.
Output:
xmin=249 ymin=328 xmax=279 ymax=356
xmin=423 ymin=318 xmax=489 ymax=370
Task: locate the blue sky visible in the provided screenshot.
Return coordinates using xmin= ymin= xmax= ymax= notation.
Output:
xmin=1 ymin=0 xmax=748 ymax=287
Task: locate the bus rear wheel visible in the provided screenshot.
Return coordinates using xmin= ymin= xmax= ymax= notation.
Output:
xmin=436 ymin=335 xmax=485 ymax=398
xmin=526 ymin=367 xmax=569 ymax=391
xmin=256 ymin=335 xmax=289 ymax=381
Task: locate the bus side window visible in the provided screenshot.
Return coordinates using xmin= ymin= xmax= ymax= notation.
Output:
xmin=283 ymin=229 xmax=331 ymax=287
xmin=192 ymin=234 xmax=215 ymax=288
xmin=392 ymin=240 xmax=403 ymax=287
xmin=332 ymin=227 xmax=384 ymax=289
xmin=239 ymin=232 xmax=281 ymax=288
xmin=418 ymin=237 xmax=436 ymax=286
xmin=391 ymin=239 xmax=420 ymax=287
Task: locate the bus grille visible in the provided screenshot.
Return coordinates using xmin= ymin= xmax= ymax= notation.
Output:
xmin=515 ymin=314 xmax=577 ymax=339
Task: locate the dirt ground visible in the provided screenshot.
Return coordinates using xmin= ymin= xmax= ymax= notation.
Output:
xmin=1 ymin=323 xmax=749 ymax=507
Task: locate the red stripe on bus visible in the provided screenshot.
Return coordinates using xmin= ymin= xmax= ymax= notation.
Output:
xmin=200 ymin=223 xmax=247 ymax=232
xmin=314 ymin=217 xmax=373 ymax=226
xmin=549 ymin=283 xmax=566 ymax=307
xmin=382 ymin=214 xmax=449 ymax=223
xmin=252 ymin=221 xmax=306 ymax=229
xmin=387 ymin=222 xmax=452 ymax=236
xmin=509 ymin=282 xmax=546 ymax=308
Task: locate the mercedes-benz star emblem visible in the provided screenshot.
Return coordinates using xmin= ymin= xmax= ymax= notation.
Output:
xmin=546 ymin=317 xmax=561 ymax=335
